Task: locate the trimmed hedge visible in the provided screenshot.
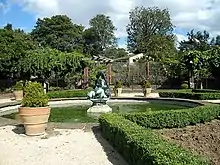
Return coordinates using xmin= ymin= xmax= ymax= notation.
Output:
xmin=123 ymin=105 xmax=220 ymax=129
xmin=159 ymin=91 xmax=220 ymax=100
xmin=192 ymin=89 xmax=220 ymax=93
xmin=47 ymin=89 xmax=90 ymax=99
xmin=99 ymin=114 xmax=210 ymax=165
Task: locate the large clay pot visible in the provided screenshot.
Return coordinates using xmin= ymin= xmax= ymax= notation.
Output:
xmin=13 ymin=90 xmax=23 ymax=100
xmin=18 ymin=107 xmax=51 ymax=136
xmin=114 ymin=88 xmax=122 ymax=97
xmin=144 ymin=88 xmax=152 ymax=97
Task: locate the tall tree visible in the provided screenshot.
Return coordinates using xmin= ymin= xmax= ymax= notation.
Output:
xmin=82 ymin=27 xmax=102 ymax=56
xmin=179 ymin=30 xmax=210 ymax=52
xmin=89 ymin=14 xmax=117 ymax=52
xmin=210 ymin=35 xmax=220 ymax=46
xmin=0 ymin=25 xmax=36 ymax=79
xmin=126 ymin=6 xmax=175 ymax=61
xmin=31 ymin=15 xmax=84 ymax=52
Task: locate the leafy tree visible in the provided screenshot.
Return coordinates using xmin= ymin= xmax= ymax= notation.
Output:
xmin=181 ymin=50 xmax=210 ymax=88
xmin=208 ymin=46 xmax=220 ymax=77
xmin=31 ymin=15 xmax=84 ymax=52
xmin=179 ymin=30 xmax=210 ymax=51
xmin=0 ymin=25 xmax=36 ymax=79
xmin=82 ymin=27 xmax=102 ymax=56
xmin=103 ymin=47 xmax=128 ymax=59
xmin=126 ymin=6 xmax=175 ymax=61
xmin=20 ymin=48 xmax=84 ymax=80
xmin=210 ymin=35 xmax=220 ymax=46
xmin=89 ymin=14 xmax=117 ymax=52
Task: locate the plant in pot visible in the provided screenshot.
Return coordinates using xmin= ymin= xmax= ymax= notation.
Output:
xmin=19 ymin=82 xmax=50 ymax=136
xmin=13 ymin=80 xmax=24 ymax=100
xmin=113 ymin=81 xmax=123 ymax=97
xmin=143 ymin=80 xmax=151 ymax=97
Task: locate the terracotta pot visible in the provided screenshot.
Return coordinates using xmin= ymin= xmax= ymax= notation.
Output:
xmin=144 ymin=88 xmax=151 ymax=97
xmin=18 ymin=107 xmax=51 ymax=136
xmin=13 ymin=90 xmax=23 ymax=100
xmin=114 ymin=88 xmax=122 ymax=97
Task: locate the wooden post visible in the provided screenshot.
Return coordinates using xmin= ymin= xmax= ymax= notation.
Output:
xmin=146 ymin=61 xmax=150 ymax=79
xmin=84 ymin=67 xmax=89 ymax=88
xmin=106 ymin=63 xmax=111 ymax=85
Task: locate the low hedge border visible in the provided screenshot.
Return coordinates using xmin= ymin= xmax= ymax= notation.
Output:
xmin=192 ymin=89 xmax=220 ymax=93
xmin=123 ymin=105 xmax=220 ymax=129
xmin=159 ymin=91 xmax=220 ymax=100
xmin=46 ymin=89 xmax=90 ymax=99
xmin=99 ymin=114 xmax=210 ymax=165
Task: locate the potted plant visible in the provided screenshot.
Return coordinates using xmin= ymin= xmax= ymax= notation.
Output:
xmin=19 ymin=81 xmax=50 ymax=136
xmin=113 ymin=81 xmax=123 ymax=97
xmin=143 ymin=80 xmax=151 ymax=97
xmin=13 ymin=80 xmax=24 ymax=100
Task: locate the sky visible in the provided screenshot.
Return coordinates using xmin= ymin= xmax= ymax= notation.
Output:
xmin=0 ymin=0 xmax=220 ymax=48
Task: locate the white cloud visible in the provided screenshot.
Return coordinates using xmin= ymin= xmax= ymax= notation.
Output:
xmin=11 ymin=0 xmax=220 ymax=39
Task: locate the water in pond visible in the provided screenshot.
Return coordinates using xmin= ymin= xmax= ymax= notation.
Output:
xmin=3 ymin=102 xmax=188 ymax=123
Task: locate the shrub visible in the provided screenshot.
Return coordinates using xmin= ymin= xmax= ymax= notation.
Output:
xmin=192 ymin=89 xmax=220 ymax=93
xmin=47 ymin=89 xmax=90 ymax=99
xmin=123 ymin=105 xmax=220 ymax=129
xmin=144 ymin=80 xmax=151 ymax=88
xmin=159 ymin=91 xmax=220 ymax=100
xmin=181 ymin=83 xmax=188 ymax=89
xmin=13 ymin=81 xmax=23 ymax=91
xmin=22 ymin=82 xmax=48 ymax=107
xmin=99 ymin=114 xmax=210 ymax=165
xmin=114 ymin=81 xmax=122 ymax=88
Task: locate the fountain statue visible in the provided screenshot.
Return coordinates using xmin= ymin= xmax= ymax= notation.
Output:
xmin=87 ymin=71 xmax=112 ymax=113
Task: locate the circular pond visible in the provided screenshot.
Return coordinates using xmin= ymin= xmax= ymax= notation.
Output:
xmin=3 ymin=100 xmax=190 ymax=123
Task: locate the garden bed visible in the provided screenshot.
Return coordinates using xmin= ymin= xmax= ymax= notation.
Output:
xmin=157 ymin=119 xmax=220 ymax=165
xmin=99 ymin=105 xmax=220 ymax=165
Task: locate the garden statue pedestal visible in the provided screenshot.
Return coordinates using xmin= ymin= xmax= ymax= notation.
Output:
xmin=87 ymin=99 xmax=112 ymax=113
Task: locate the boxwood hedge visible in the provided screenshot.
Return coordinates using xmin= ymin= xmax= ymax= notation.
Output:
xmin=192 ymin=89 xmax=220 ymax=93
xmin=99 ymin=114 xmax=210 ymax=165
xmin=159 ymin=91 xmax=220 ymax=100
xmin=46 ymin=89 xmax=90 ymax=99
xmin=123 ymin=105 xmax=220 ymax=129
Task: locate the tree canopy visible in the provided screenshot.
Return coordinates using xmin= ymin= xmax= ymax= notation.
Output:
xmin=127 ymin=6 xmax=175 ymax=61
xmin=31 ymin=15 xmax=84 ymax=52
xmin=0 ymin=24 xmax=36 ymax=79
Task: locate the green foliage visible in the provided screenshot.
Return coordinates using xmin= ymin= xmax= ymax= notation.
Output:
xmin=103 ymin=47 xmax=128 ymax=59
xmin=127 ymin=6 xmax=175 ymax=61
xmin=144 ymin=80 xmax=151 ymax=88
xmin=181 ymin=50 xmax=211 ymax=80
xmin=114 ymin=81 xmax=122 ymax=88
xmin=20 ymin=48 xmax=84 ymax=79
xmin=124 ymin=105 xmax=220 ymax=129
xmin=99 ymin=114 xmax=210 ymax=165
xmin=89 ymin=14 xmax=116 ymax=50
xmin=13 ymin=81 xmax=23 ymax=91
xmin=47 ymin=89 xmax=90 ymax=99
xmin=22 ymin=82 xmax=48 ymax=107
xmin=181 ymin=83 xmax=188 ymax=89
xmin=159 ymin=91 xmax=220 ymax=100
xmin=179 ymin=30 xmax=210 ymax=52
xmin=0 ymin=25 xmax=36 ymax=78
xmin=192 ymin=89 xmax=220 ymax=93
xmin=31 ymin=15 xmax=84 ymax=52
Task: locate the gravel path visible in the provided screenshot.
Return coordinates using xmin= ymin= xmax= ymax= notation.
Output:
xmin=0 ymin=126 xmax=127 ymax=165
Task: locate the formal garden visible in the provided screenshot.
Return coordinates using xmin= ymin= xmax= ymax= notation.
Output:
xmin=1 ymin=5 xmax=220 ymax=165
